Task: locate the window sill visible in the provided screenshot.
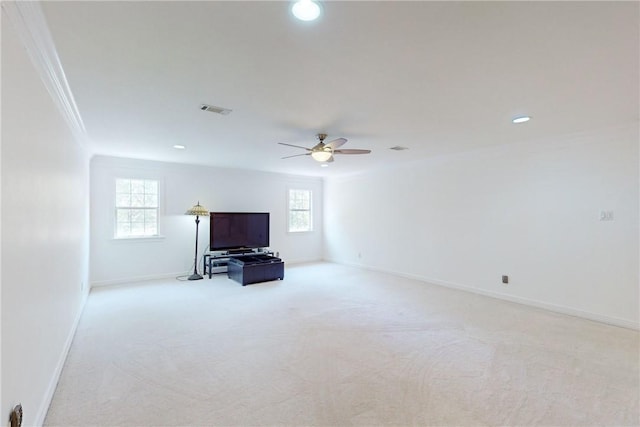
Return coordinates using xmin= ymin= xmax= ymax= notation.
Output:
xmin=111 ymin=235 xmax=166 ymax=242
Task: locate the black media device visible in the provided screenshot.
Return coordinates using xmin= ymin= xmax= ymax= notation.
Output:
xmin=209 ymin=212 xmax=269 ymax=252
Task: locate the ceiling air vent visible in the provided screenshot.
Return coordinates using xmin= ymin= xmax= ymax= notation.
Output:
xmin=389 ymin=146 xmax=408 ymax=151
xmin=200 ymin=104 xmax=232 ymax=115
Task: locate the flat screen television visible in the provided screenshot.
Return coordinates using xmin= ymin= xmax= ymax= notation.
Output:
xmin=209 ymin=212 xmax=269 ymax=251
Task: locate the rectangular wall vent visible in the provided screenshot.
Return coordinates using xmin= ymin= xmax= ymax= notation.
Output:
xmin=389 ymin=146 xmax=408 ymax=151
xmin=200 ymin=104 xmax=232 ymax=115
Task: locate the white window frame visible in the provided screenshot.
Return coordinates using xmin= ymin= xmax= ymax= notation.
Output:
xmin=114 ymin=177 xmax=161 ymax=239
xmin=288 ymin=188 xmax=313 ymax=233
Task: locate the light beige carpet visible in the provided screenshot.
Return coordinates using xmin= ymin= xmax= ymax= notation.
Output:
xmin=45 ymin=262 xmax=638 ymax=426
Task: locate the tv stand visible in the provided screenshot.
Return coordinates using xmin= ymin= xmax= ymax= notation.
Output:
xmin=203 ymin=249 xmax=275 ymax=278
xmin=227 ymin=249 xmax=254 ymax=255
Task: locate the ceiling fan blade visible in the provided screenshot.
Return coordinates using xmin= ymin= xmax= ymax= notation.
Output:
xmin=325 ymin=138 xmax=347 ymax=150
xmin=282 ymin=153 xmax=311 ymax=159
xmin=278 ymin=142 xmax=311 ymax=151
xmin=326 ymin=155 xmax=335 ymax=163
xmin=333 ymin=149 xmax=371 ymax=155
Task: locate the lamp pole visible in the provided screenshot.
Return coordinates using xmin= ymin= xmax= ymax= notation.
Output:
xmin=186 ymin=201 xmax=208 ymax=281
xmin=188 ymin=214 xmax=202 ymax=280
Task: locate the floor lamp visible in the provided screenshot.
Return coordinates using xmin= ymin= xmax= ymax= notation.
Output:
xmin=186 ymin=201 xmax=209 ymax=280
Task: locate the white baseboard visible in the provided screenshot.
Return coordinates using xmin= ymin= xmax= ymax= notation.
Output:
xmin=90 ymin=258 xmax=322 ymax=288
xmin=329 ymin=259 xmax=639 ymax=331
xmin=34 ymin=290 xmax=89 ymax=426
xmin=90 ymin=257 xmax=324 ymax=288
xmin=284 ymin=257 xmax=322 ymax=266
xmin=90 ymin=272 xmax=186 ymax=288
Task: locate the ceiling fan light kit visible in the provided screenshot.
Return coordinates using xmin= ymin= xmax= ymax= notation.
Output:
xmin=311 ymin=148 xmax=333 ymax=162
xmin=278 ymin=133 xmax=371 ymax=164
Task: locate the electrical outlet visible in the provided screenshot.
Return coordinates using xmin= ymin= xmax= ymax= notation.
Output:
xmin=502 ymin=275 xmax=509 ymax=284
xmin=599 ymin=210 xmax=614 ymax=221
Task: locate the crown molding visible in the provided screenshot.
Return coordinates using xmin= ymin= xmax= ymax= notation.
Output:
xmin=2 ymin=1 xmax=87 ymax=146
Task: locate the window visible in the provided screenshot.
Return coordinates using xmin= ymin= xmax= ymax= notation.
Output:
xmin=115 ymin=178 xmax=159 ymax=238
xmin=288 ymin=189 xmax=312 ymax=232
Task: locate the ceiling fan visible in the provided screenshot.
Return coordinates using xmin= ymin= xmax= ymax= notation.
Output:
xmin=278 ymin=134 xmax=371 ymax=163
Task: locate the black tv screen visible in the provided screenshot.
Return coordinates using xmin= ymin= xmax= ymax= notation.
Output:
xmin=209 ymin=212 xmax=270 ymax=251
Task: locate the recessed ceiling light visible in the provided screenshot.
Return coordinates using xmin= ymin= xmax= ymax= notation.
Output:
xmin=291 ymin=0 xmax=321 ymax=21
xmin=173 ymin=144 xmax=186 ymax=149
xmin=512 ymin=116 xmax=531 ymax=124
xmin=320 ymin=164 xmax=329 ymax=168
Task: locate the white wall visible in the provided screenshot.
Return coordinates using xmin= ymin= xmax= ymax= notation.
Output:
xmin=324 ymin=125 xmax=639 ymax=329
xmin=1 ymin=10 xmax=90 ymax=427
xmin=90 ymin=156 xmax=323 ymax=285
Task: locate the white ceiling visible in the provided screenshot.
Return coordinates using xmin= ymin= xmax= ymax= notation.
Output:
xmin=41 ymin=1 xmax=638 ymax=177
